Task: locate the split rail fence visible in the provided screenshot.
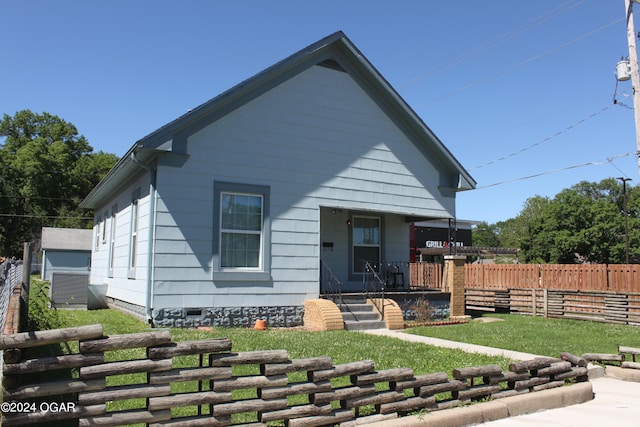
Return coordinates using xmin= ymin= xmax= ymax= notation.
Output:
xmin=464 ymin=264 xmax=640 ymax=325
xmin=0 ymin=324 xmax=589 ymax=426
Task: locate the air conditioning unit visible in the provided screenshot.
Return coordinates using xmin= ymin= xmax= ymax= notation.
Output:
xmin=50 ymin=272 xmax=89 ymax=307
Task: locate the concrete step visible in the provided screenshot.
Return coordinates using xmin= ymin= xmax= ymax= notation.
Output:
xmin=344 ymin=320 xmax=387 ymax=331
xmin=337 ymin=297 xmax=367 ymax=305
xmin=341 ymin=311 xmax=381 ymax=322
xmin=338 ymin=303 xmax=374 ymax=313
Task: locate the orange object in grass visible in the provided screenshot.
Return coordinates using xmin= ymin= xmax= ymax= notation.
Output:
xmin=254 ymin=319 xmax=267 ymax=330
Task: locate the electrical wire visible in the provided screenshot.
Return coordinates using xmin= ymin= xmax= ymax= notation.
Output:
xmin=399 ymin=0 xmax=587 ymax=90
xmin=419 ymin=17 xmax=625 ymax=106
xmin=0 ymin=213 xmax=93 ymax=220
xmin=470 ymin=104 xmax=614 ymax=170
xmin=474 ymin=152 xmax=637 ymax=189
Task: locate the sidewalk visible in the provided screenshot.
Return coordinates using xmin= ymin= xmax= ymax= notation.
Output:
xmin=480 ymin=376 xmax=640 ymax=426
xmin=362 ymin=328 xmax=544 ymax=361
xmin=361 ymin=328 xmax=640 ymax=427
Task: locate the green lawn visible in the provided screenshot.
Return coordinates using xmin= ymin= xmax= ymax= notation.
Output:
xmin=28 ymin=278 xmax=640 ymax=425
xmin=57 ymin=308 xmax=513 ymax=373
xmin=406 ymin=313 xmax=640 ymax=357
xmin=55 ymin=308 xmax=514 ymax=424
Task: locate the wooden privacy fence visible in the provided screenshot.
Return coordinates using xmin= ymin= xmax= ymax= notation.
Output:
xmin=408 ymin=262 xmax=442 ymax=289
xmin=464 ymin=264 xmax=640 ymax=325
xmin=465 ymin=263 xmax=640 ymax=292
xmin=0 ymin=324 xmax=589 ymax=427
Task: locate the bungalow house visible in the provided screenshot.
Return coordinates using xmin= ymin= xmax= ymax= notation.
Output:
xmin=80 ymin=31 xmax=475 ymax=327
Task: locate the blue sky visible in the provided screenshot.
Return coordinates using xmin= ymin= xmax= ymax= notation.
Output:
xmin=2 ymin=1 xmax=638 ymax=224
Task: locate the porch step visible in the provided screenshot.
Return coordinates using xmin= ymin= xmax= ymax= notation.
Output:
xmin=343 ymin=319 xmax=387 ymax=331
xmin=338 ymin=300 xmax=386 ymax=331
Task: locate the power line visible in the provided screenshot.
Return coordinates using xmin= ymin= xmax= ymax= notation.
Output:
xmin=471 ymin=104 xmax=614 ymax=170
xmin=475 ymin=152 xmax=637 ymax=189
xmin=419 ymin=17 xmax=624 ymax=106
xmin=0 ymin=194 xmax=83 ymax=202
xmin=0 ymin=213 xmax=93 ymax=220
xmin=399 ymin=0 xmax=587 ymax=90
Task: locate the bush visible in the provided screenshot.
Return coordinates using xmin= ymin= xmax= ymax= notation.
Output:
xmin=26 ymin=278 xmax=60 ymax=331
xmin=409 ymin=298 xmax=436 ymax=323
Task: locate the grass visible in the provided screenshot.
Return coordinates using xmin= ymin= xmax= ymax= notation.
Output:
xmin=56 ymin=308 xmax=513 ymax=373
xmin=406 ymin=313 xmax=640 ymax=357
xmin=54 ymin=309 xmax=516 ymax=423
xmin=28 ymin=277 xmax=640 ymax=424
xmin=31 ymin=279 xmax=509 ymax=425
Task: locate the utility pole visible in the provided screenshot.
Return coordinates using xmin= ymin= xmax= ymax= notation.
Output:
xmin=617 ymin=176 xmax=631 ymax=264
xmin=625 ymin=0 xmax=640 ymax=177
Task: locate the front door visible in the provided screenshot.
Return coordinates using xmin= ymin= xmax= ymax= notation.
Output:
xmin=351 ymin=215 xmax=381 ymax=274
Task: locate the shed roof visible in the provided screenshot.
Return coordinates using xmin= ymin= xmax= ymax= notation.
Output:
xmin=81 ymin=31 xmax=475 ymax=209
xmin=41 ymin=227 xmax=93 ymax=251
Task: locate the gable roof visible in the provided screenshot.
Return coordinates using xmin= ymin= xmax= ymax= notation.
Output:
xmin=41 ymin=227 xmax=93 ymax=251
xmin=80 ymin=31 xmax=475 ymax=209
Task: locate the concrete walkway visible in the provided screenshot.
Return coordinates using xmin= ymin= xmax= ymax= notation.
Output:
xmin=360 ymin=328 xmax=640 ymax=427
xmin=362 ymin=328 xmax=544 ymax=361
xmin=481 ymin=376 xmax=640 ymax=426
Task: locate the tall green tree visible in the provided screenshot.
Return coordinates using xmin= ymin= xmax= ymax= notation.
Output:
xmin=472 ymin=221 xmax=500 ymax=247
xmin=0 ymin=110 xmax=118 ymax=256
xmin=517 ymin=195 xmax=551 ymax=263
xmin=489 ymin=178 xmax=640 ymax=264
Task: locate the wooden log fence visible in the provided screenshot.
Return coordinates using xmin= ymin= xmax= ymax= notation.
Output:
xmin=465 ymin=287 xmax=640 ymax=326
xmin=0 ymin=324 xmax=591 ymax=426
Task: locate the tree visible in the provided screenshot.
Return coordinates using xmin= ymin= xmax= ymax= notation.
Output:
xmin=0 ymin=110 xmax=118 ymax=256
xmin=472 ymin=221 xmax=500 ymax=247
xmin=517 ymin=195 xmax=551 ymax=263
xmin=488 ymin=178 xmax=640 ymax=264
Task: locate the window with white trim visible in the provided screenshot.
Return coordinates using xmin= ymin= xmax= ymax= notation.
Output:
xmin=108 ymin=205 xmax=117 ymax=277
xmin=213 ymin=182 xmax=271 ymax=280
xmin=128 ymin=189 xmax=140 ymax=278
xmin=220 ymin=192 xmax=263 ymax=269
xmin=102 ymin=210 xmax=108 ymax=243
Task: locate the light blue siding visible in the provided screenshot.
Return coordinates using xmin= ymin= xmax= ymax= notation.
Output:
xmin=147 ymin=65 xmax=452 ymax=307
xmin=89 ymin=64 xmax=458 ymax=315
xmin=88 ymin=171 xmax=151 ymax=308
xmin=42 ymin=251 xmax=91 ymax=281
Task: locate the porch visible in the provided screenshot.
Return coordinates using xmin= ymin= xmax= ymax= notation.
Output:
xmin=320 ymin=260 xmax=451 ymax=323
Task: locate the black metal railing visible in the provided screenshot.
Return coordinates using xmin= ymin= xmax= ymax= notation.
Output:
xmin=320 ymin=260 xmax=343 ymax=305
xmin=363 ymin=261 xmax=410 ymax=290
xmin=362 ymin=260 xmax=386 ymax=320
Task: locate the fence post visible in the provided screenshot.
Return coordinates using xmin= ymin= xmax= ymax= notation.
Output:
xmin=543 ymin=289 xmax=548 ymax=318
xmin=532 ymin=289 xmax=537 ymax=317
xmin=444 ymin=255 xmax=467 ymax=318
xmin=21 ymin=242 xmax=31 ymax=327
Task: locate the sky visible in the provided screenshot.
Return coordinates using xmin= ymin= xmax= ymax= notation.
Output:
xmin=2 ymin=0 xmax=639 ymax=224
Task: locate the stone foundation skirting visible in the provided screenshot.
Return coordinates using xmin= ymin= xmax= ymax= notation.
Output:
xmin=107 ymin=297 xmax=147 ymax=322
xmin=153 ymin=305 xmax=304 ymax=328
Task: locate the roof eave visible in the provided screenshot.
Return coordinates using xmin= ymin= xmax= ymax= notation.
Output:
xmin=79 ymin=145 xmax=165 ymax=210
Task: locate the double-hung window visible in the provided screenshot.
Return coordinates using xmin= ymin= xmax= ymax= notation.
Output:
xmin=128 ymin=189 xmax=140 ymax=278
xmin=220 ymin=193 xmax=263 ymax=269
xmin=108 ymin=205 xmax=117 ymax=277
xmin=213 ymin=182 xmax=271 ymax=281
